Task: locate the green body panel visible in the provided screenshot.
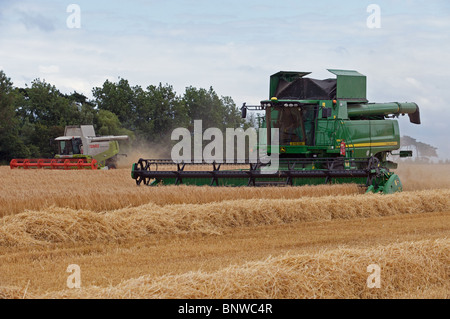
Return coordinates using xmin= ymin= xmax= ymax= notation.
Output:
xmin=92 ymin=141 xmax=120 ymax=167
xmin=260 ymin=104 xmax=400 ymax=161
xmin=382 ymin=173 xmax=403 ymax=194
xmin=327 ymin=69 xmax=367 ymax=102
xmin=365 ymin=172 xmax=402 ymax=194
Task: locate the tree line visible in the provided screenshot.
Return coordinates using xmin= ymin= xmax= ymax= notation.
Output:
xmin=0 ymin=70 xmax=253 ymax=163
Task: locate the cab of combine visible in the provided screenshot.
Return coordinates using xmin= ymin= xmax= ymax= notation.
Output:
xmin=54 ymin=125 xmax=90 ymax=156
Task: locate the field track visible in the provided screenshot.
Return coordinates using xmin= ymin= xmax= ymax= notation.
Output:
xmin=0 ymin=164 xmax=448 ymax=299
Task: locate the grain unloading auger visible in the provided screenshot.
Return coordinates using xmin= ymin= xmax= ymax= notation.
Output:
xmin=131 ymin=69 xmax=421 ymax=194
xmin=10 ymin=125 xmax=129 ymax=170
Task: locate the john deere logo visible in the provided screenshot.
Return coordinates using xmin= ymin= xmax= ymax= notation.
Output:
xmin=280 ymin=147 xmax=286 ymax=153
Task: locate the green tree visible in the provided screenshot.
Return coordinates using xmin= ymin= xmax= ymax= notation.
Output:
xmin=64 ymin=91 xmax=96 ymax=126
xmin=0 ymin=71 xmax=31 ymax=162
xmin=95 ymin=109 xmax=134 ymax=138
xmin=15 ymin=79 xmax=78 ymax=127
xmin=139 ymin=83 xmax=188 ymax=141
xmin=182 ymin=86 xmax=247 ymax=131
xmin=92 ymin=78 xmax=139 ymax=129
xmin=13 ymin=79 xmax=79 ymax=157
xmin=93 ymin=78 xmax=189 ymax=144
xmin=221 ymin=95 xmax=250 ymax=129
xmin=183 ymin=86 xmax=224 ymax=130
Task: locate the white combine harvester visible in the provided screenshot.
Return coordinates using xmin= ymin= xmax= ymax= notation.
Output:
xmin=10 ymin=125 xmax=129 ymax=169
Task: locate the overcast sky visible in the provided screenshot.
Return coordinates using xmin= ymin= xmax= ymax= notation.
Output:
xmin=1 ymin=0 xmax=449 ymax=158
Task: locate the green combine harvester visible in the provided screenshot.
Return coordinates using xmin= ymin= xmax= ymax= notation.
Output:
xmin=131 ymin=69 xmax=420 ymax=193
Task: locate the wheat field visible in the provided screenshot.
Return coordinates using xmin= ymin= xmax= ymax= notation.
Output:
xmin=0 ymin=163 xmax=449 ymax=299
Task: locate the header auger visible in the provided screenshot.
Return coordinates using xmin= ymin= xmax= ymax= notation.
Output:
xmin=131 ymin=69 xmax=420 ymax=194
xmin=10 ymin=125 xmax=129 ymax=170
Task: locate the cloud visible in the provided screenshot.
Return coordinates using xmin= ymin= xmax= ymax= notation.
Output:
xmin=19 ymin=11 xmax=56 ymax=32
xmin=38 ymin=65 xmax=60 ymax=74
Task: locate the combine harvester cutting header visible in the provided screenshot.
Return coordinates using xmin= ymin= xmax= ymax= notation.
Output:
xmin=131 ymin=69 xmax=421 ymax=194
xmin=10 ymin=125 xmax=129 ymax=170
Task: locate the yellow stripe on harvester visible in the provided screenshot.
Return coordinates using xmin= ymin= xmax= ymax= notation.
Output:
xmin=346 ymin=142 xmax=398 ymax=148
